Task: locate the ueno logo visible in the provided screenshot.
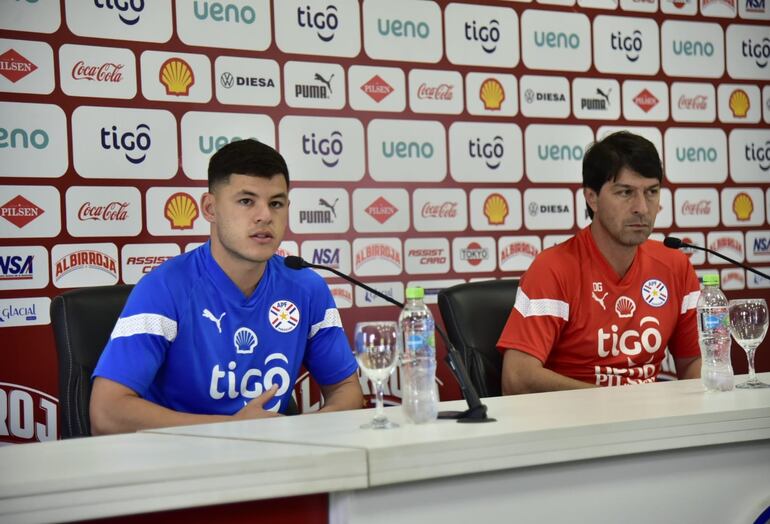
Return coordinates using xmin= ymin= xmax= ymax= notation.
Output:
xmin=377 ymin=17 xmax=430 ymax=39
xmin=0 ymin=126 xmax=49 ymax=150
xmin=101 ymin=124 xmax=151 ymax=164
xmin=94 ymin=0 xmax=145 ymax=26
xmin=534 ymin=31 xmax=580 ymax=49
xmin=465 ymin=19 xmax=500 ymax=53
xmin=611 ymin=29 xmax=643 ymax=62
xmin=193 ymin=1 xmax=258 ymax=24
xmin=198 ymin=134 xmax=256 ymax=155
xmin=302 ymin=131 xmax=343 ymax=168
xmin=673 ymin=39 xmax=715 ymax=57
xmin=597 ymin=316 xmax=662 ymax=357
xmin=297 ymin=4 xmax=338 ymax=42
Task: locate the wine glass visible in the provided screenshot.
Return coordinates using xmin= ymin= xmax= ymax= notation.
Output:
xmin=728 ymin=298 xmax=770 ymax=389
xmin=354 ymin=321 xmax=401 ymax=429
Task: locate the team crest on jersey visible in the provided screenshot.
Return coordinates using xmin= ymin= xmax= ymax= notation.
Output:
xmin=234 ymin=327 xmax=258 ymax=354
xmin=642 ymin=279 xmax=668 ymax=307
xmin=269 ymin=300 xmax=300 ymax=333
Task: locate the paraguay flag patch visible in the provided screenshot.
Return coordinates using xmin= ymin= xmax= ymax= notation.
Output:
xmin=269 ymin=300 xmax=300 ymax=333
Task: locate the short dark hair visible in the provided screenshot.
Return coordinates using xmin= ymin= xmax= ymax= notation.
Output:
xmin=207 ymin=139 xmax=289 ymax=191
xmin=582 ymin=131 xmax=662 ymax=219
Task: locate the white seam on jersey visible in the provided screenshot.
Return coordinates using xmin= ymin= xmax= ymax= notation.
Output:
xmin=680 ymin=290 xmax=700 ymax=314
xmin=309 ymin=308 xmax=342 ymax=339
xmin=111 ymin=313 xmax=178 ymax=342
xmin=514 ymin=289 xmax=569 ymax=321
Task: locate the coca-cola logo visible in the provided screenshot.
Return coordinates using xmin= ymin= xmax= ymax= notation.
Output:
xmin=680 ymin=200 xmax=712 ymax=215
xmin=421 ymin=201 xmax=458 ymax=218
xmin=71 ymin=61 xmax=125 ymax=83
xmin=417 ymin=83 xmax=454 ymax=100
xmin=78 ymin=201 xmax=130 ymax=221
xmin=677 ymin=94 xmax=708 ymax=110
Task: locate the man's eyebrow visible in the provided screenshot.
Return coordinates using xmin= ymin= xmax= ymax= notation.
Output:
xmin=610 ymin=182 xmax=660 ymax=189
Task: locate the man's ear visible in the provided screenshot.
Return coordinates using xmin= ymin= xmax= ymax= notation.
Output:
xmin=583 ymin=187 xmax=598 ymax=215
xmin=201 ymin=192 xmax=215 ymax=223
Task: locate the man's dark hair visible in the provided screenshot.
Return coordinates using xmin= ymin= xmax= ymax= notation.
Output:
xmin=207 ymin=139 xmax=289 ymax=191
xmin=582 ymin=131 xmax=662 ymax=219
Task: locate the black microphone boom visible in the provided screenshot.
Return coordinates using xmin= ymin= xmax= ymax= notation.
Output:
xmin=663 ymin=237 xmax=770 ymax=282
xmin=284 ymin=255 xmax=494 ymax=423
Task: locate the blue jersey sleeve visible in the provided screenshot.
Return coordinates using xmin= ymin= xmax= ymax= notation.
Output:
xmin=302 ymin=277 xmax=358 ymax=386
xmin=92 ymin=270 xmax=179 ymax=397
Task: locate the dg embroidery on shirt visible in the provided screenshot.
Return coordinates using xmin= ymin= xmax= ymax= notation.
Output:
xmin=269 ymin=300 xmax=300 ymax=333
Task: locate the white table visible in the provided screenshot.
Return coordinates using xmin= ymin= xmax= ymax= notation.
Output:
xmin=151 ymin=374 xmax=770 ymax=524
xmin=0 ymin=431 xmax=366 ymax=523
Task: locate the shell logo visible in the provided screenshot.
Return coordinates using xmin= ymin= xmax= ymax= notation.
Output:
xmin=164 ymin=192 xmax=199 ymax=230
xmin=479 ymin=78 xmax=505 ymax=110
xmin=483 ymin=193 xmax=509 ymax=225
xmin=159 ymin=57 xmax=195 ymax=96
xmin=614 ymin=296 xmax=637 ymax=318
xmin=729 ymin=89 xmax=749 ymax=118
xmin=733 ymin=192 xmax=753 ymax=221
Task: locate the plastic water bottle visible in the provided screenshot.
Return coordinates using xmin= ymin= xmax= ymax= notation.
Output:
xmin=399 ymin=287 xmax=439 ymax=423
xmin=696 ymin=274 xmax=734 ymax=391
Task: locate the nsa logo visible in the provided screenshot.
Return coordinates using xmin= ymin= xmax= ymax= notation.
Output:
xmin=269 ymin=300 xmax=300 ymax=333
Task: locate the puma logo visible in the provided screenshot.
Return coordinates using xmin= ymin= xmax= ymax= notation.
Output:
xmin=314 ymin=72 xmax=334 ymax=94
xmin=202 ymin=309 xmax=226 ymax=333
xmin=596 ymin=87 xmax=612 ymax=104
xmin=318 ymin=197 xmax=339 ymax=217
xmin=592 ymin=292 xmax=608 ymax=310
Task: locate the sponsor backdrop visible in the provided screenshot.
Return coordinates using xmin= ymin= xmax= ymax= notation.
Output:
xmin=0 ymin=0 xmax=768 ymax=444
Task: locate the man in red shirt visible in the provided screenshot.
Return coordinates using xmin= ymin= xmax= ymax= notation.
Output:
xmin=497 ymin=131 xmax=701 ymax=393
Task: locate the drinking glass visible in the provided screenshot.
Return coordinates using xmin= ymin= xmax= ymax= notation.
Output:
xmin=354 ymin=321 xmax=401 ymax=429
xmin=728 ymin=298 xmax=770 ymax=389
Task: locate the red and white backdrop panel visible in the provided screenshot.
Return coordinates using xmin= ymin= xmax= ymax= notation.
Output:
xmin=0 ymin=0 xmax=768 ymax=444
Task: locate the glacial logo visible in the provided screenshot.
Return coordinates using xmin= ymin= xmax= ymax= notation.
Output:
xmin=465 ymin=19 xmax=500 ymax=53
xmin=94 ymin=0 xmax=145 ymax=26
xmin=611 ymin=29 xmax=643 ymax=62
xmin=193 ymin=1 xmax=258 ymax=24
xmin=468 ymin=135 xmax=504 ymax=169
xmin=297 ymin=4 xmax=338 ymax=42
xmin=100 ymin=124 xmax=151 ymax=164
xmin=302 ymin=131 xmax=343 ymax=168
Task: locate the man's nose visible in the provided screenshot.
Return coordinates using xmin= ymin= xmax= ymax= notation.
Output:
xmin=253 ymin=203 xmax=271 ymax=223
xmin=631 ymin=192 xmax=649 ymax=215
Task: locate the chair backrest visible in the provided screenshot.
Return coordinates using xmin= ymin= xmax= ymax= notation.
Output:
xmin=438 ymin=279 xmax=518 ymax=398
xmin=51 ymin=284 xmax=134 ymax=439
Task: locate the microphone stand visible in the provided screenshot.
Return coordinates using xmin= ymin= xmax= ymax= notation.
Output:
xmin=665 ymin=238 xmax=770 ymax=282
xmin=292 ymin=258 xmax=494 ymax=423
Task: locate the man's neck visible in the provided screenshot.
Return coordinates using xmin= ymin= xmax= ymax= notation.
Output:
xmin=589 ymin=222 xmax=638 ymax=279
xmin=210 ymin=244 xmax=267 ymax=297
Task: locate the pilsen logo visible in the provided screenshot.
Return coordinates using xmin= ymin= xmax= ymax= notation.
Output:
xmin=354 ymin=243 xmax=401 ymax=270
xmin=0 ymin=49 xmax=37 ymax=83
xmin=732 ymin=192 xmax=754 ymax=221
xmin=483 ymin=193 xmax=509 ymax=225
xmin=460 ymin=242 xmax=488 ymax=266
xmin=681 ymin=200 xmax=712 ymax=215
xmin=479 ymin=78 xmax=505 ymax=110
xmin=500 ymin=242 xmax=538 ymax=265
xmin=709 ymin=237 xmax=743 ymax=256
xmin=72 ymin=61 xmax=124 ymax=83
xmin=417 ymin=83 xmax=454 ymax=101
xmin=729 ymin=89 xmax=750 ymax=118
xmin=0 ymin=196 xmax=44 ymax=228
xmin=361 ymin=75 xmax=393 ymax=103
xmin=634 ymin=89 xmax=659 ymax=113
xmin=366 ymin=196 xmax=397 ymax=224
xmin=164 ymin=193 xmax=199 ymax=230
xmin=78 ymin=201 xmax=130 ymax=221
xmin=160 ymin=57 xmax=194 ymax=96
xmin=421 ymin=201 xmax=458 ymax=218
xmin=678 ymin=94 xmax=708 ymax=111
xmin=55 ymin=251 xmax=118 ymax=280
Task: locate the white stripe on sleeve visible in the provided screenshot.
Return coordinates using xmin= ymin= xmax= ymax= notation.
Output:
xmin=110 ymin=313 xmax=178 ymax=342
xmin=680 ymin=290 xmax=700 ymax=314
xmin=309 ymin=308 xmax=343 ymax=339
xmin=514 ymin=288 xmax=569 ymax=321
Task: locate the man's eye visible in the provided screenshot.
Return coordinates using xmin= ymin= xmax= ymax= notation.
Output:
xmin=270 ymin=201 xmax=285 ymax=208
xmin=239 ymin=199 xmax=252 ymax=205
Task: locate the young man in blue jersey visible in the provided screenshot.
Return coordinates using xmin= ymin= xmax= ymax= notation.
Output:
xmin=90 ymin=139 xmax=363 ymax=435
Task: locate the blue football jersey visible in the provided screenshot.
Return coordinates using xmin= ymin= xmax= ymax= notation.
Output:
xmin=93 ymin=242 xmax=357 ymax=415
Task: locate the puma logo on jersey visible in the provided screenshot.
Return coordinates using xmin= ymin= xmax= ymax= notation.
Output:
xmin=592 ymin=291 xmax=608 ymax=310
xmin=202 ymin=309 xmax=226 ymax=333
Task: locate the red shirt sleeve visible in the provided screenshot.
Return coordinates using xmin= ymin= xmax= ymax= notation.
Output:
xmin=666 ymin=256 xmax=701 ymax=360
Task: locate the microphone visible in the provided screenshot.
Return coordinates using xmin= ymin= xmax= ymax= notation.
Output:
xmin=663 ymin=237 xmax=770 ymax=282
xmin=284 ymin=255 xmax=494 ymax=423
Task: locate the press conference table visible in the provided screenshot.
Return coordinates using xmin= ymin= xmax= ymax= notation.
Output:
xmin=2 ymin=374 xmax=770 ymax=523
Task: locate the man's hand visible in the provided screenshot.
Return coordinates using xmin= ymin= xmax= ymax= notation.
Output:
xmin=233 ymin=385 xmax=281 ymax=420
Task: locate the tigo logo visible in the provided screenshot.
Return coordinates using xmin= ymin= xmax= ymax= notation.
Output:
xmin=296 ymin=4 xmax=339 ymax=42
xmin=275 ymin=0 xmax=360 ymax=57
xmin=727 ymin=26 xmax=770 ymax=80
xmin=445 ymin=4 xmax=519 ymax=67
xmin=728 ymin=129 xmax=770 ymax=182
xmin=164 ymin=193 xmax=199 ymax=230
xmin=449 ymin=122 xmax=523 ymax=183
xmin=594 ymin=16 xmax=659 ymax=75
xmin=65 ymin=0 xmax=173 ymax=43
xmin=101 ymin=123 xmax=151 ymax=164
xmin=93 ymin=0 xmax=145 ymax=26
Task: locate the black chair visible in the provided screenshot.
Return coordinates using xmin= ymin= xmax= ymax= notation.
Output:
xmin=438 ymin=279 xmax=519 ymax=398
xmin=51 ymin=284 xmax=134 ymax=439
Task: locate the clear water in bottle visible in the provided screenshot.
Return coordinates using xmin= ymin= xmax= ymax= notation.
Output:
xmin=696 ymin=274 xmax=734 ymax=392
xmin=399 ymin=287 xmax=439 ymax=423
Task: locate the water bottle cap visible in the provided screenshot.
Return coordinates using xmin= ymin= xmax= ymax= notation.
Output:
xmin=702 ymin=274 xmax=720 ymax=287
xmin=405 ymin=287 xmax=425 ymax=299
